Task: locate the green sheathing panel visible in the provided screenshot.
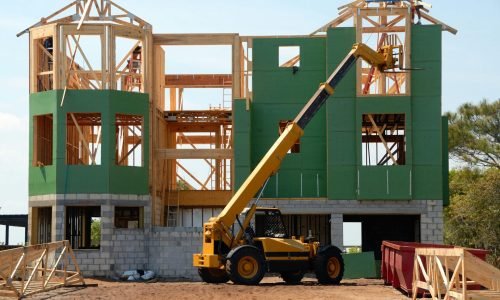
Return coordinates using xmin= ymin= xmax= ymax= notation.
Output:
xmin=411 ymin=25 xmax=443 ymax=200
xmin=326 ymin=27 xmax=357 ymax=199
xmin=243 ymin=26 xmax=443 ymax=201
xmin=233 ymin=99 xmax=251 ymax=190
xmin=342 ymin=251 xmax=377 ymax=279
xmin=252 ymin=37 xmax=327 ymax=198
xmin=29 ymin=90 xmax=149 ymax=196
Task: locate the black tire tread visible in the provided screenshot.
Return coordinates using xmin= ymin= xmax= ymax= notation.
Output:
xmin=314 ymin=246 xmax=344 ymax=285
xmin=226 ymin=246 xmax=266 ymax=285
xmin=198 ymin=267 xmax=230 ymax=284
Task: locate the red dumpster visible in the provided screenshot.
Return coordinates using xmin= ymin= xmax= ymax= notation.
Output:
xmin=381 ymin=241 xmax=489 ymax=294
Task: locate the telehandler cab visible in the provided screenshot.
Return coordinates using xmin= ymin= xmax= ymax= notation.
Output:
xmin=193 ymin=43 xmax=403 ymax=285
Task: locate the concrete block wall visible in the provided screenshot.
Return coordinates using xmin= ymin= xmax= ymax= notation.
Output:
xmin=28 ymin=195 xmax=443 ymax=280
xmin=148 ymin=227 xmax=203 ymax=279
xmin=260 ymin=199 xmax=444 ymax=248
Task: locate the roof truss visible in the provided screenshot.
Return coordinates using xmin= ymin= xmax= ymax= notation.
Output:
xmin=17 ymin=0 xmax=151 ymax=37
xmin=311 ymin=0 xmax=457 ymax=35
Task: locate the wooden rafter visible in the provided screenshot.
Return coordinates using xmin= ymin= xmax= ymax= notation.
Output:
xmin=17 ymin=0 xmax=150 ymax=37
xmin=310 ymin=0 xmax=457 ymax=35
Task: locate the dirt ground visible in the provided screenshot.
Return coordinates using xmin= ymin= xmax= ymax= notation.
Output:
xmin=25 ymin=277 xmax=409 ymax=300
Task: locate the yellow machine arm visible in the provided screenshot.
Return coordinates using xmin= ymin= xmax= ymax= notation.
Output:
xmin=196 ymin=43 xmax=401 ymax=267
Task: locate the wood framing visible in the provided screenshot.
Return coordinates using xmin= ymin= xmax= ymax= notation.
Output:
xmin=309 ymin=0 xmax=457 ymax=97
xmin=0 ymin=241 xmax=86 ymax=298
xmin=412 ymin=247 xmax=500 ymax=300
xmin=156 ymin=149 xmax=232 ymax=160
xmin=22 ymin=0 xmax=457 ymax=228
xmin=165 ymin=74 xmax=232 ymax=88
xmin=29 ymin=22 xmax=152 ymax=94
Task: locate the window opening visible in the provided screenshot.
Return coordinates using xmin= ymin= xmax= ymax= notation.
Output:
xmin=279 ymin=46 xmax=300 ymax=67
xmin=361 ymin=114 xmax=406 ymax=166
xmin=115 ymin=207 xmax=143 ymax=229
xmin=279 ymin=120 xmax=300 ymax=153
xmin=66 ymin=113 xmax=102 ymax=165
xmin=116 ymin=114 xmax=143 ymax=167
xmin=33 ymin=114 xmax=53 ymax=166
xmin=66 ymin=206 xmax=101 ymax=249
xmin=343 ymin=222 xmax=362 ymax=253
xmin=115 ymin=37 xmax=143 ymax=92
xmin=34 ymin=207 xmax=52 ymax=244
xmin=358 ymin=12 xmax=409 ymax=96
xmin=35 ymin=36 xmax=54 ymax=91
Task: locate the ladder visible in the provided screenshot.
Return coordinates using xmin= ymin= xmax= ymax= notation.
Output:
xmin=166 ymin=184 xmax=179 ymax=227
xmin=222 ymin=79 xmax=232 ymax=110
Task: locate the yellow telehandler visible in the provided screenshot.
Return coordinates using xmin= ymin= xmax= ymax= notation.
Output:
xmin=193 ymin=43 xmax=403 ymax=285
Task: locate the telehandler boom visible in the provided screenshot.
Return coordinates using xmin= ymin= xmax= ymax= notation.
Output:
xmin=193 ymin=43 xmax=402 ymax=285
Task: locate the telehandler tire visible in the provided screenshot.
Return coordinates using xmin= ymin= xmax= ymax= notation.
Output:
xmin=314 ymin=245 xmax=344 ymax=285
xmin=198 ymin=267 xmax=230 ymax=284
xmin=226 ymin=246 xmax=265 ymax=285
xmin=280 ymin=270 xmax=305 ymax=285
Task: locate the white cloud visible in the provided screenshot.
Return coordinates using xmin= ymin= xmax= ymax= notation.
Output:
xmin=0 ymin=112 xmax=25 ymax=131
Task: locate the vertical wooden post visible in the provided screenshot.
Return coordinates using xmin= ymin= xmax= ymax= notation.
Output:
xmin=232 ymin=35 xmax=242 ymax=99
xmin=169 ymin=88 xmax=177 ymax=111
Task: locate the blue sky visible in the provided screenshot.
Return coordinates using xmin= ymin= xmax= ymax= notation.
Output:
xmin=0 ymin=1 xmax=498 ymax=244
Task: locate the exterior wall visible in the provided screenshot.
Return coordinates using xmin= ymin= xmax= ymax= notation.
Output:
xmin=29 ymin=90 xmax=150 ymax=196
xmin=251 ymin=37 xmax=328 ymax=198
xmin=241 ymin=25 xmax=447 ymax=201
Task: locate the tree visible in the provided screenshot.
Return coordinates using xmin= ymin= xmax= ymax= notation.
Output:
xmin=446 ymin=99 xmax=500 ymax=168
xmin=90 ymin=218 xmax=101 ymax=248
xmin=444 ymin=168 xmax=500 ymax=268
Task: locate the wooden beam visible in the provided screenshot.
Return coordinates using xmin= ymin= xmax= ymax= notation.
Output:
xmin=177 ymin=135 xmax=229 ymax=144
xmin=153 ymin=34 xmax=238 ymax=46
xmin=165 ymin=74 xmax=232 ymax=88
xmin=362 ymin=26 xmax=406 ymax=33
xmin=169 ymin=88 xmax=176 ymax=111
xmin=156 ymin=149 xmax=232 ymax=159
xmin=77 ymin=0 xmax=94 ymax=30
xmin=420 ymin=11 xmax=458 ymax=35
xmin=166 ymin=190 xmax=232 ymax=206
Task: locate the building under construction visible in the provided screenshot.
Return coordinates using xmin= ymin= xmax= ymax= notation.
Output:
xmin=23 ymin=0 xmax=455 ymax=278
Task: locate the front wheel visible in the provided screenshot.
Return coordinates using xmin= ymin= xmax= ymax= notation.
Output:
xmin=198 ymin=267 xmax=230 ymax=284
xmin=226 ymin=246 xmax=266 ymax=285
xmin=314 ymin=246 xmax=344 ymax=285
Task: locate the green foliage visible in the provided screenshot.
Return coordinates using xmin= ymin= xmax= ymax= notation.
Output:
xmin=446 ymin=99 xmax=500 ymax=168
xmin=445 ymin=168 xmax=500 ymax=267
xmin=177 ymin=180 xmax=191 ymax=191
xmin=90 ymin=218 xmax=101 ymax=248
xmin=346 ymin=247 xmax=362 ymax=254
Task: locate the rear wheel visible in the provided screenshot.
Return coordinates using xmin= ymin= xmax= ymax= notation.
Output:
xmin=226 ymin=246 xmax=266 ymax=285
xmin=198 ymin=267 xmax=230 ymax=283
xmin=314 ymin=246 xmax=344 ymax=285
xmin=280 ymin=270 xmax=305 ymax=285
